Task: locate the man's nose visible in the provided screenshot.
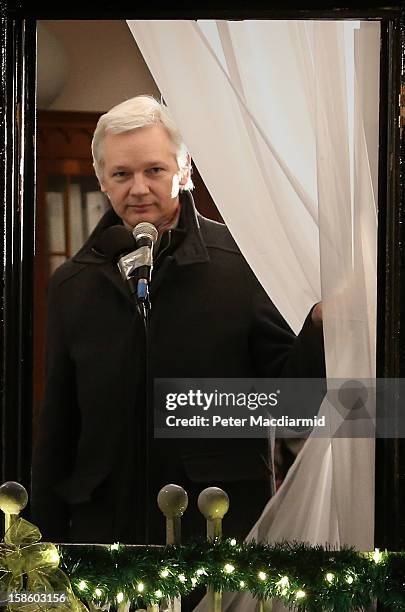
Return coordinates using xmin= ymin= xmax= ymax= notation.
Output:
xmin=129 ymin=174 xmax=149 ymax=196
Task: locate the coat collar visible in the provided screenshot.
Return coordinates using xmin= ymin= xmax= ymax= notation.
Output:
xmin=71 ymin=191 xmax=210 ymax=307
xmin=72 ymin=191 xmax=209 ymax=266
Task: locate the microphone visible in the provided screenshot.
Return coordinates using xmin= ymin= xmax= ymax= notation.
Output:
xmin=132 ymin=222 xmax=158 ymax=302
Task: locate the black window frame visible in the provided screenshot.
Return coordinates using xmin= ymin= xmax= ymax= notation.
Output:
xmin=1 ymin=0 xmax=404 ymax=550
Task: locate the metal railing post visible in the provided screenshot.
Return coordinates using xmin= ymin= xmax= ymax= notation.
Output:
xmin=158 ymin=484 xmax=188 ymax=612
xmin=0 ymin=481 xmax=28 ymax=535
xmin=198 ymin=487 xmax=229 ymax=612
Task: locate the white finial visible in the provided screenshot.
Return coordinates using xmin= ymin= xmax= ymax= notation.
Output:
xmin=157 ymin=484 xmax=188 ymax=547
xmin=157 ymin=484 xmax=188 ymax=518
xmin=0 ymin=481 xmax=28 ymax=515
xmin=197 ymin=487 xmax=229 ymax=520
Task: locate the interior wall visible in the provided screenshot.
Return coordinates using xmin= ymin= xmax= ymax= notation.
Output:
xmin=37 ymin=20 xmax=160 ymax=112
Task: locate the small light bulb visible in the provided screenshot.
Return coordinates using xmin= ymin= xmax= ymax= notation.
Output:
xmin=296 ymin=590 xmax=306 ymax=599
xmin=47 ymin=549 xmax=60 ymax=564
xmin=258 ymin=571 xmax=267 ymax=581
xmin=326 ymin=572 xmax=334 ymax=583
xmin=160 ymin=569 xmax=170 ymax=578
xmin=137 ymin=583 xmax=144 ymax=593
xmin=373 ymin=548 xmax=383 ymax=563
xmin=94 ymin=588 xmax=103 ymax=597
xmin=116 ymin=592 xmax=124 ymax=604
xmin=196 ymin=568 xmax=206 ymax=576
xmin=239 ymin=581 xmax=245 ymax=588
xmin=155 ymin=590 xmax=163 ymax=599
xmin=346 ymin=575 xmax=354 ymax=584
xmin=279 ymin=576 xmax=289 ymax=588
xmin=178 ymin=574 xmax=187 ymax=583
xmin=110 ymin=543 xmax=120 ymax=551
xmin=230 ymin=538 xmax=237 ymax=546
xmin=191 ymin=577 xmax=197 ymax=586
xmin=78 ymin=581 xmax=87 ymax=591
xmin=224 ymin=563 xmax=235 ymax=574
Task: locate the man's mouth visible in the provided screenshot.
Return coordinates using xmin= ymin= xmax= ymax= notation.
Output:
xmin=127 ymin=203 xmax=153 ymax=210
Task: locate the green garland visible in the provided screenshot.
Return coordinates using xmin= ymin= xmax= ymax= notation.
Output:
xmin=58 ymin=539 xmax=405 ymax=610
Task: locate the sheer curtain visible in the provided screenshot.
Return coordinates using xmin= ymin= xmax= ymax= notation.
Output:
xmin=127 ymin=16 xmax=379 ymax=559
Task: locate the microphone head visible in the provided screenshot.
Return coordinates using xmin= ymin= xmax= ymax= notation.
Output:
xmin=97 ymin=225 xmax=136 ymax=261
xmin=133 ymin=222 xmax=158 ymax=245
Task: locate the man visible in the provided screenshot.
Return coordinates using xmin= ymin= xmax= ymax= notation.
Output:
xmin=31 ymin=95 xmax=324 ymax=545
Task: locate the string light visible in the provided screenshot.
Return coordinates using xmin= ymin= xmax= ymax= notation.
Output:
xmin=46 ymin=549 xmax=60 ymax=564
xmin=59 ymin=540 xmax=405 ymax=608
xmin=373 ymin=548 xmax=383 ymax=564
xmin=276 ymin=575 xmax=289 ymax=596
xmin=278 ymin=576 xmax=289 ymax=588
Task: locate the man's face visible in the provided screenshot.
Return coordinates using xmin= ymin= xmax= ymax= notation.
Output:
xmin=99 ymin=124 xmax=188 ymax=230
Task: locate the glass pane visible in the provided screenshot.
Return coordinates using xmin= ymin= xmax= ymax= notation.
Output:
xmin=45 ymin=185 xmax=66 ymax=253
xmin=85 ymin=191 xmax=110 ymax=235
xmin=69 ymin=182 xmax=85 ymax=255
xmin=69 ymin=176 xmax=109 ymax=254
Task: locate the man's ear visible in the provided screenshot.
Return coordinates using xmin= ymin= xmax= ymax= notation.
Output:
xmin=179 ymin=154 xmax=192 ymax=187
xmin=100 ymin=182 xmax=111 ymax=203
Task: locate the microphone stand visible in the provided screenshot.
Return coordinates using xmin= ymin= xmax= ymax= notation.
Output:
xmin=134 ymin=278 xmax=151 ymax=544
xmin=102 ymin=224 xmax=156 ymax=546
xmin=114 ymin=224 xmax=156 ymax=545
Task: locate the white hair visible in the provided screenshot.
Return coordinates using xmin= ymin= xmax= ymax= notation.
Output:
xmin=92 ymin=95 xmax=193 ymax=190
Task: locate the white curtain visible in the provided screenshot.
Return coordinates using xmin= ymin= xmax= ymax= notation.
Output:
xmin=127 ymin=18 xmax=379 ymax=604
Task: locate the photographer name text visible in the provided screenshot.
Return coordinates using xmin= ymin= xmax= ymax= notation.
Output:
xmin=165 ymin=414 xmax=326 ymax=428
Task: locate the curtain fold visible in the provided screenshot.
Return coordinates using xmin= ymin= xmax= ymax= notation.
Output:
xmin=127 ymin=19 xmax=379 ymax=606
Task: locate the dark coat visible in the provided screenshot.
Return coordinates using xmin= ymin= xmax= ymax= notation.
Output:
xmin=31 ymin=192 xmax=324 ymax=545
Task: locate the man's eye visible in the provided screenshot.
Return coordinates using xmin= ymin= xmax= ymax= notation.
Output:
xmin=112 ymin=171 xmax=128 ymax=178
xmin=148 ymin=167 xmax=164 ymax=174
